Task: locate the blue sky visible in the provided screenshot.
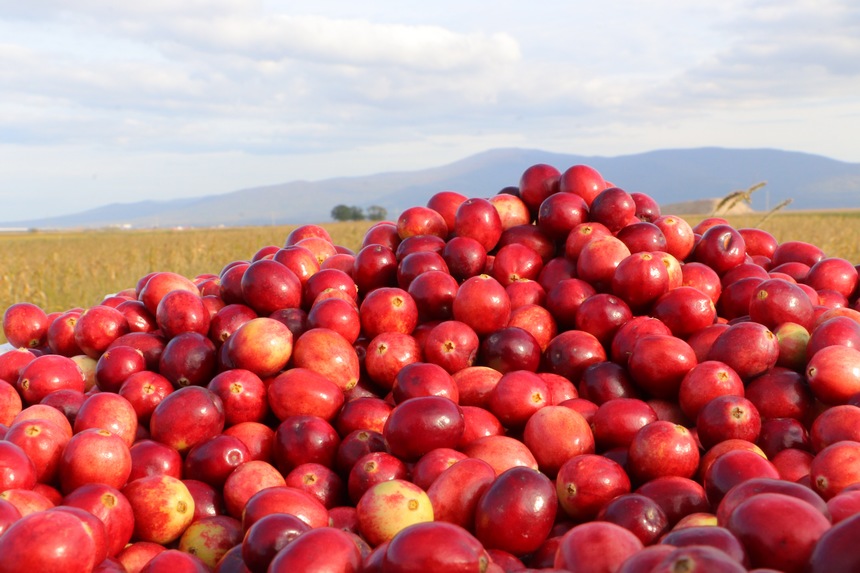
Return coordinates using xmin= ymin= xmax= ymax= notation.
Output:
xmin=1 ymin=1 xmax=859 ymax=221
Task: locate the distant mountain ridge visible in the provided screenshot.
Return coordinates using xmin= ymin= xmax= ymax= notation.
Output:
xmin=4 ymin=147 xmax=860 ymax=229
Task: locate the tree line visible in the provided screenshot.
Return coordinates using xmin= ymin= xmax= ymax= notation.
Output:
xmin=330 ymin=204 xmax=388 ymax=222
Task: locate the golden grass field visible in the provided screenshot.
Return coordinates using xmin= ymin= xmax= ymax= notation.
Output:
xmin=1 ymin=211 xmax=858 ymax=345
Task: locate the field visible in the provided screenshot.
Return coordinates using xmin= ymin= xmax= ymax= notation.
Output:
xmin=1 ymin=211 xmax=858 ymax=345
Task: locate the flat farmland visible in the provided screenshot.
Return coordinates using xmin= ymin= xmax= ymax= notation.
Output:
xmin=1 ymin=211 xmax=858 ymax=345
xmin=0 ymin=222 xmax=370 ymax=344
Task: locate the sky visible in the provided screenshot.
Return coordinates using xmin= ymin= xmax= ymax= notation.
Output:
xmin=1 ymin=0 xmax=859 ymax=222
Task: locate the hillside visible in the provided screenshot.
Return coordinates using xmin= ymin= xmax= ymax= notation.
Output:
xmin=3 ymin=147 xmax=859 ymax=229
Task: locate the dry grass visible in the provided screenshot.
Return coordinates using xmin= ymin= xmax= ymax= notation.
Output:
xmin=684 ymin=210 xmax=860 ymax=263
xmin=1 ymin=211 xmax=858 ymax=345
xmin=0 ymin=221 xmax=372 ymax=338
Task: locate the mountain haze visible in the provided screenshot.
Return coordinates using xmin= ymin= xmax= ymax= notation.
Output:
xmin=5 ymin=147 xmax=859 ymax=229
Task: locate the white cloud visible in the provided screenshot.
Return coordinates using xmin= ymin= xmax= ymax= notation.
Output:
xmin=0 ymin=3 xmax=531 ymax=156
xmin=662 ymin=0 xmax=860 ymax=102
xmin=0 ymin=0 xmax=254 ymax=20
xmin=164 ymin=15 xmax=522 ymax=72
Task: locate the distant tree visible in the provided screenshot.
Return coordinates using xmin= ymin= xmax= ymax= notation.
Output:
xmin=331 ymin=204 xmax=365 ymax=221
xmin=331 ymin=205 xmax=350 ymax=221
xmin=366 ymin=205 xmax=388 ymax=221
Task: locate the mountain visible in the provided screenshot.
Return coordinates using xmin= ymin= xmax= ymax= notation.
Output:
xmin=5 ymin=147 xmax=860 ymax=229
